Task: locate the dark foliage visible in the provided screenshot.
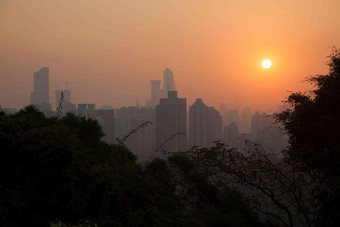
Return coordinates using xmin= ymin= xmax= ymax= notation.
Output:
xmin=275 ymin=50 xmax=340 ymax=179
xmin=275 ymin=50 xmax=340 ymax=225
xmin=0 ymin=106 xmax=261 ymax=226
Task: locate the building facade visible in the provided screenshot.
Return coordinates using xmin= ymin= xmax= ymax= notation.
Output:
xmin=189 ymin=99 xmax=223 ymax=147
xmin=156 ymin=91 xmax=186 ymax=154
xmin=30 ymin=67 xmax=51 ymax=112
xmin=55 ymin=90 xmax=76 ymax=116
xmin=95 ymin=109 xmax=115 ymax=144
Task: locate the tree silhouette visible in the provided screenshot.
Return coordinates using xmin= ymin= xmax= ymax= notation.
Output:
xmin=275 ymin=49 xmax=340 ymax=225
xmin=275 ymin=49 xmax=340 ymax=179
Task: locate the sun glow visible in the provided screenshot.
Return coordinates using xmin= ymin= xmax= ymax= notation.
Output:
xmin=262 ymin=59 xmax=272 ymax=69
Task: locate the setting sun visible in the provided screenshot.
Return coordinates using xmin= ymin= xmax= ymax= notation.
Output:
xmin=262 ymin=59 xmax=272 ymax=69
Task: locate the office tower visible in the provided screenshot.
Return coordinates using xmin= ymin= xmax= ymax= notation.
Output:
xmin=115 ymin=106 xmax=155 ymax=161
xmin=87 ymin=104 xmax=96 ymax=119
xmin=240 ymin=107 xmax=251 ymax=133
xmin=224 ymin=122 xmax=238 ymax=145
xmin=189 ymin=99 xmax=209 ymax=147
xmin=55 ymin=90 xmax=70 ymax=104
xmin=55 ymin=90 xmax=76 ymax=116
xmin=163 ymin=68 xmax=175 ymax=92
xmin=77 ymin=104 xmax=96 ymax=119
xmin=156 ymin=91 xmax=186 ymax=154
xmin=30 ymin=67 xmax=51 ymax=111
xmin=189 ymin=99 xmax=222 ymax=147
xmin=146 ymin=68 xmax=178 ymax=107
xmin=208 ymin=106 xmax=223 ymax=144
xmin=95 ymin=109 xmax=115 ymax=144
xmin=251 ymin=112 xmax=271 ymax=139
xmin=224 ymin=122 xmax=248 ymax=152
xmin=223 ymin=109 xmax=239 ymax=126
xmin=148 ymin=80 xmax=161 ymax=107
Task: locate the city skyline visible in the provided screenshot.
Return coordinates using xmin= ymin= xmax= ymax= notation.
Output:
xmin=2 ymin=65 xmax=291 ymax=115
xmin=2 ymin=1 xmax=340 ymax=111
xmin=2 ymin=65 xmax=285 ymax=161
xmin=1 ymin=1 xmax=339 ymax=225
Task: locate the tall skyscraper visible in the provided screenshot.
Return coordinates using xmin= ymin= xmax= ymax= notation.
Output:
xmin=163 ymin=68 xmax=175 ymax=92
xmin=207 ymin=106 xmax=223 ymax=144
xmin=115 ymin=106 xmax=155 ymax=161
xmin=55 ymin=90 xmax=71 ymax=104
xmin=95 ymin=109 xmax=115 ymax=144
xmin=30 ymin=67 xmax=51 ymax=111
xmin=240 ymin=107 xmax=251 ymax=133
xmin=156 ymin=91 xmax=186 ymax=154
xmin=77 ymin=104 xmax=96 ymax=119
xmin=223 ymin=109 xmax=239 ymax=126
xmin=251 ymin=112 xmax=271 ymax=139
xmin=55 ymin=90 xmax=76 ymax=116
xmin=146 ymin=68 xmax=177 ymax=107
xmin=189 ymin=99 xmax=222 ymax=147
xmin=224 ymin=122 xmax=238 ymax=145
xmin=189 ymin=99 xmax=209 ymax=147
xmin=149 ymin=80 xmax=161 ymax=107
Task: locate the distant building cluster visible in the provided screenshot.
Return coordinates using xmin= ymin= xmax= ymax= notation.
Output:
xmin=0 ymin=66 xmax=288 ymax=161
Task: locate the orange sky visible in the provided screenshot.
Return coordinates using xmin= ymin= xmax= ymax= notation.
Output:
xmin=1 ymin=0 xmax=340 ymax=111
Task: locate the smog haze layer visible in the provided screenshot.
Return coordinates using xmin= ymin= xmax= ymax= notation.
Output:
xmin=1 ymin=0 xmax=340 ymax=110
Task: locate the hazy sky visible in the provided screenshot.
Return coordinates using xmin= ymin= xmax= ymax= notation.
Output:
xmin=1 ymin=0 xmax=340 ymax=111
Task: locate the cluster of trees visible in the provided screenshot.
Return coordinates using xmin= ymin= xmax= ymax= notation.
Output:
xmin=276 ymin=50 xmax=340 ymax=226
xmin=0 ymin=107 xmax=262 ymax=226
xmin=171 ymin=50 xmax=340 ymax=226
xmin=1 ymin=50 xmax=340 ymax=226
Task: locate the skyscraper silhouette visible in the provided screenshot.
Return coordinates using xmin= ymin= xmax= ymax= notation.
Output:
xmin=163 ymin=68 xmax=175 ymax=92
xmin=189 ymin=99 xmax=223 ymax=147
xmin=240 ymin=107 xmax=251 ymax=133
xmin=55 ymin=89 xmax=76 ymax=115
xmin=30 ymin=67 xmax=51 ymax=111
xmin=77 ymin=104 xmax=96 ymax=119
xmin=115 ymin=105 xmax=155 ymax=161
xmin=149 ymin=80 xmax=161 ymax=107
xmin=95 ymin=109 xmax=115 ymax=144
xmin=156 ymin=91 xmax=186 ymax=154
xmin=146 ymin=68 xmax=176 ymax=107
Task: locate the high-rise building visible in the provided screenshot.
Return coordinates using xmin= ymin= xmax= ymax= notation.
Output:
xmin=156 ymin=91 xmax=186 ymax=154
xmin=95 ymin=109 xmax=115 ymax=144
xmin=189 ymin=99 xmax=222 ymax=147
xmin=115 ymin=106 xmax=155 ymax=161
xmin=55 ymin=90 xmax=76 ymax=116
xmin=224 ymin=122 xmax=238 ymax=145
xmin=149 ymin=80 xmax=161 ymax=107
xmin=240 ymin=107 xmax=251 ymax=133
xmin=250 ymin=112 xmax=288 ymax=153
xmin=55 ymin=90 xmax=71 ymax=104
xmin=163 ymin=68 xmax=175 ymax=92
xmin=146 ymin=68 xmax=177 ymax=107
xmin=223 ymin=109 xmax=239 ymax=126
xmin=208 ymin=106 xmax=223 ymax=144
xmin=189 ymin=99 xmax=209 ymax=147
xmin=77 ymin=104 xmax=96 ymax=119
xmin=30 ymin=67 xmax=51 ymax=111
xmin=251 ymin=112 xmax=271 ymax=139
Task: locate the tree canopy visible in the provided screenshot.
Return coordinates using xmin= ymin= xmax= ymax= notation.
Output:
xmin=0 ymin=106 xmax=262 ymax=226
xmin=275 ymin=50 xmax=340 ymax=180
